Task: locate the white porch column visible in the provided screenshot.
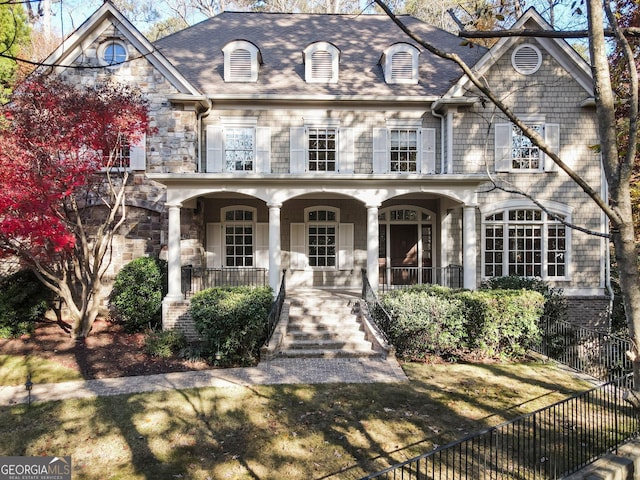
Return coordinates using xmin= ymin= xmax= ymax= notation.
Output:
xmin=463 ymin=205 xmax=477 ymax=290
xmin=268 ymin=203 xmax=282 ymax=294
xmin=366 ymin=204 xmax=380 ymax=291
xmin=166 ymin=203 xmax=183 ymax=300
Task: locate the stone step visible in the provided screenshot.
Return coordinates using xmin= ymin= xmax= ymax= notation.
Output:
xmin=287 ymin=330 xmax=365 ymax=341
xmin=276 ymin=348 xmax=382 ymax=359
xmin=282 ymin=338 xmax=373 ymax=350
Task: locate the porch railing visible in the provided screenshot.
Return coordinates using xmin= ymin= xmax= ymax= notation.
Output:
xmin=534 ymin=317 xmax=633 ymax=382
xmin=360 ymin=374 xmax=640 ymax=480
xmin=379 ymin=265 xmax=463 ymax=291
xmin=264 ymin=270 xmax=286 ymax=347
xmin=181 ymin=266 xmax=268 ymax=297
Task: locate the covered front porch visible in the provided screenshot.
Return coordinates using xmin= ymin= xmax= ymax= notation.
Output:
xmin=148 ymin=173 xmax=486 ymax=333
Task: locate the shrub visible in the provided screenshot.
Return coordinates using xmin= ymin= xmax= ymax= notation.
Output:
xmin=379 ymin=288 xmax=466 ymax=360
xmin=144 ymin=329 xmax=187 ymax=358
xmin=0 ymin=270 xmax=54 ymax=338
xmin=189 ymin=286 xmax=273 ymax=366
xmin=108 ymin=256 xmax=168 ymax=333
xmin=378 ymin=286 xmax=544 ymax=360
xmin=458 ymin=289 xmax=544 ymax=358
xmin=481 ymin=275 xmax=567 ymax=323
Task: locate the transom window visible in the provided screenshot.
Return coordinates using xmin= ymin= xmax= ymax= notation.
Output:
xmin=308 ymin=128 xmax=337 ymax=172
xmin=512 ymin=124 xmax=542 ymax=169
xmin=223 ymin=208 xmax=255 ymax=267
xmin=484 ymin=207 xmax=567 ymax=279
xmin=225 ymin=127 xmax=255 ymax=172
xmin=390 ymin=129 xmax=418 ymax=172
xmin=307 ymin=208 xmax=337 ymax=267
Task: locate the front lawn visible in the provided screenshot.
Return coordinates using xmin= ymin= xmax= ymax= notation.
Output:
xmin=1 ymin=361 xmax=591 ymax=479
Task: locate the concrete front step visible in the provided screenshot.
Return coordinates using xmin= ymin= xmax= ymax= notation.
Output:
xmin=282 ymin=339 xmax=374 ymax=350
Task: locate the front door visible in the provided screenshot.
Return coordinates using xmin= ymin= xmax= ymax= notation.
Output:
xmin=390 ymin=224 xmax=418 ymax=285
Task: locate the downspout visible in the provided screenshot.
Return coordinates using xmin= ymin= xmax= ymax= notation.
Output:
xmin=196 ymin=98 xmax=213 ymax=172
xmin=431 ymin=101 xmax=446 ymax=173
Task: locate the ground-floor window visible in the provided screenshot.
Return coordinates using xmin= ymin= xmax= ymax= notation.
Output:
xmin=307 ymin=207 xmax=337 ymax=267
xmin=223 ymin=207 xmax=255 ymax=267
xmin=483 ymin=203 xmax=569 ymax=279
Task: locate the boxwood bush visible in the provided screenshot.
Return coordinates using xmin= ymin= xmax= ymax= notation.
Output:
xmin=108 ymin=256 xmax=168 ymax=333
xmin=189 ymin=286 xmax=273 ymax=366
xmin=0 ymin=270 xmax=55 ymax=338
xmin=379 ymin=286 xmax=544 ymax=360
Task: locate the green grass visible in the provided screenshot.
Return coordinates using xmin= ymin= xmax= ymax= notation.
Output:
xmin=0 ymin=354 xmax=83 ymax=386
xmin=0 ymin=361 xmax=591 ymax=479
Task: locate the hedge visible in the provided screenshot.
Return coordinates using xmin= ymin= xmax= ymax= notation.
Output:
xmin=379 ymin=286 xmax=544 ymax=360
xmin=189 ymin=286 xmax=273 ymax=366
xmin=0 ymin=270 xmax=55 ymax=338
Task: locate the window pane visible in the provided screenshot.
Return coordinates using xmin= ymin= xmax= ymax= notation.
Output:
xmin=225 ymin=128 xmax=254 ymax=171
xmin=511 ymin=124 xmax=541 ymax=170
xmin=390 ymin=129 xmax=418 ymax=172
xmin=308 ymin=128 xmax=337 ymax=172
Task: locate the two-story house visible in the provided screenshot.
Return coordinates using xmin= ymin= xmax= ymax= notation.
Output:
xmin=43 ymin=2 xmax=608 ymax=338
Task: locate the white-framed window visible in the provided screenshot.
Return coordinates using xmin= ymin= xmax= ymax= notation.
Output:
xmin=372 ymin=122 xmax=436 ymax=174
xmin=205 ymin=118 xmax=271 ymax=173
xmin=482 ymin=200 xmax=571 ymax=280
xmin=222 ymin=40 xmax=261 ymax=82
xmin=100 ymin=134 xmax=146 ymax=171
xmin=290 ymin=120 xmax=353 ymax=174
xmin=222 ymin=207 xmax=255 ymax=267
xmin=303 ymin=42 xmax=340 ymax=83
xmin=307 ymin=208 xmax=337 ymax=268
xmin=495 ymin=119 xmax=559 ymax=172
xmin=382 ymin=43 xmax=420 ymax=84
xmin=97 ymin=39 xmax=128 ymax=68
xmin=290 ymin=207 xmax=354 ymax=271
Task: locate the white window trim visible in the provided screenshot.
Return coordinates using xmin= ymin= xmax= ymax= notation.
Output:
xmin=206 ymin=117 xmax=270 ymax=173
xmin=494 ymin=117 xmax=559 ymax=173
xmin=382 ymin=43 xmax=420 ymax=84
xmin=372 ymin=120 xmax=436 ymax=174
xmin=290 ymin=119 xmax=354 ymax=174
xmin=221 ymin=206 xmax=257 ymax=268
xmin=305 ymin=206 xmax=339 ymax=270
xmin=480 ymin=199 xmax=572 ymax=281
xmin=222 ymin=40 xmax=261 ymax=82
xmin=97 ymin=39 xmax=128 ymax=68
xmin=303 ymin=41 xmax=340 ymax=84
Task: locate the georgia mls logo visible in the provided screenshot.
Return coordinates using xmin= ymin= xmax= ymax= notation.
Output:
xmin=0 ymin=456 xmax=72 ymax=480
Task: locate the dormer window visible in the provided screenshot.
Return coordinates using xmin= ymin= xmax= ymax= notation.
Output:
xmin=222 ymin=40 xmax=261 ymax=82
xmin=381 ymin=43 xmax=419 ymax=84
xmin=303 ymin=42 xmax=339 ymax=83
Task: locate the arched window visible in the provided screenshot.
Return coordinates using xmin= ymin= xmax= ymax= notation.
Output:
xmin=98 ymin=39 xmax=128 ymax=68
xmin=482 ymin=200 xmax=571 ymax=280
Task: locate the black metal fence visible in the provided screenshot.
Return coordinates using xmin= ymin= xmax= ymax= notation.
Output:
xmin=361 ymin=374 xmax=639 ymax=480
xmin=181 ymin=266 xmax=267 ymax=297
xmin=534 ymin=318 xmax=633 ymax=382
xmin=379 ymin=265 xmax=463 ymax=291
xmin=264 ymin=270 xmax=286 ymax=347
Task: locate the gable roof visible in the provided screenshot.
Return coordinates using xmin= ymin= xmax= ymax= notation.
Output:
xmin=41 ymin=1 xmax=200 ymax=96
xmin=154 ymin=12 xmax=488 ymax=100
xmin=447 ymin=8 xmax=593 ymax=98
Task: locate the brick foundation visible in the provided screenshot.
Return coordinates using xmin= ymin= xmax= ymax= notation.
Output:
xmin=162 ymin=298 xmax=200 ymax=341
xmin=566 ymin=296 xmax=611 ymax=331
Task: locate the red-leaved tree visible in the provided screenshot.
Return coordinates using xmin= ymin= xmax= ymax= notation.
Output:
xmin=0 ymin=75 xmax=151 ymax=338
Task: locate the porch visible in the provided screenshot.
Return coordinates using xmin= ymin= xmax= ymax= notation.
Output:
xmin=179 ymin=264 xmax=464 ymax=297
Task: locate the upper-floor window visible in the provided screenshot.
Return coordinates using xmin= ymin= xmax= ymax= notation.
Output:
xmin=225 ymin=127 xmax=255 ymax=172
xmin=205 ymin=118 xmax=271 ymax=173
xmin=303 ymin=42 xmax=340 ymax=83
xmin=381 ymin=43 xmax=419 ymax=84
xmin=290 ymin=120 xmax=353 ymax=173
xmin=482 ymin=201 xmax=571 ymax=280
xmin=101 ymin=134 xmax=146 ymax=171
xmin=222 ymin=40 xmax=261 ymax=82
xmin=372 ymin=122 xmax=436 ymax=174
xmin=495 ymin=119 xmax=559 ymax=172
xmin=98 ymin=39 xmax=128 ymax=68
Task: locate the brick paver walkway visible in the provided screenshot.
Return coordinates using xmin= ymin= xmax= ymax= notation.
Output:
xmin=0 ymin=357 xmax=408 ymax=406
